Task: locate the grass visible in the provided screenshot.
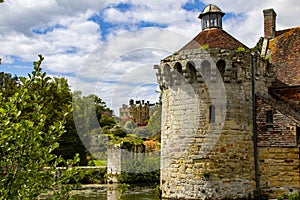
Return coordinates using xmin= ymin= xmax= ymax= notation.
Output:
xmin=93 ymin=160 xmax=107 ymax=166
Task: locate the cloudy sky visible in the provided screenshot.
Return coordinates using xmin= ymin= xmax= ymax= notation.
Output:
xmin=0 ymin=0 xmax=299 ymax=115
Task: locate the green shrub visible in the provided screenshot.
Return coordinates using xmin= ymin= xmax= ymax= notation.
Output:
xmin=236 ymin=46 xmax=246 ymax=53
xmin=77 ymin=168 xmax=107 ymax=184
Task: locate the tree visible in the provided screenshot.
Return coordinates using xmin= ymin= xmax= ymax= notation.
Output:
xmin=46 ymin=78 xmax=88 ymax=165
xmin=124 ymin=120 xmax=137 ymax=131
xmin=135 ymin=126 xmax=152 ymax=138
xmin=0 ymin=55 xmax=82 ymax=199
xmin=111 ymin=126 xmax=127 ymax=138
xmin=0 ymin=72 xmax=19 ymax=100
xmin=72 ymin=92 xmax=117 ymax=158
xmin=146 ymin=104 xmax=161 ymax=140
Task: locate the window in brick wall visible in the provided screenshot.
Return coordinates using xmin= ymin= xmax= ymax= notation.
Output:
xmin=296 ymin=126 xmax=300 ymax=145
xmin=210 ymin=105 xmax=215 ymax=123
xmin=266 ymin=110 xmax=273 ymax=124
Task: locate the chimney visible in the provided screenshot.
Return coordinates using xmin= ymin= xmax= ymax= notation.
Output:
xmin=263 ymin=8 xmax=277 ymax=39
xmin=129 ymin=99 xmax=134 ymax=105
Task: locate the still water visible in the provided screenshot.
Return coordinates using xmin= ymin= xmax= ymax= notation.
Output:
xmin=71 ymin=185 xmax=157 ymax=200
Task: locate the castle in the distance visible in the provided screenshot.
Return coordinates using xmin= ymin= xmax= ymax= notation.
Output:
xmin=119 ymin=99 xmax=155 ymax=126
xmin=155 ymin=4 xmax=299 ymax=199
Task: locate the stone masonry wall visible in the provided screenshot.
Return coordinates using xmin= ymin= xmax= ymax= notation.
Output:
xmin=258 ymin=147 xmax=300 ymax=197
xmin=156 ymin=47 xmax=299 ymax=199
xmin=256 ymin=95 xmax=300 ymax=197
xmin=107 ymin=145 xmax=121 ymax=183
xmin=158 ymin=49 xmax=264 ymax=199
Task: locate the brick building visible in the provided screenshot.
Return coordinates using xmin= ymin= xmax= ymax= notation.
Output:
xmin=155 ymin=4 xmax=299 ymax=199
xmin=256 ymin=8 xmax=300 ymax=196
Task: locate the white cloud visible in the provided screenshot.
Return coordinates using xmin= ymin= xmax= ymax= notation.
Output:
xmin=203 ymin=0 xmax=300 ymax=47
xmin=0 ymin=0 xmax=299 ymax=114
xmin=72 ymin=27 xmax=190 ymax=113
xmin=0 ymin=2 xmax=102 ymax=74
xmin=101 ymin=0 xmax=195 ymax=28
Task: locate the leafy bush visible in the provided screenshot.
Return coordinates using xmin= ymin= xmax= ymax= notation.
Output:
xmin=119 ymin=155 xmax=160 ymax=184
xmin=112 ymin=127 xmax=127 ymax=138
xmin=236 ymin=46 xmax=246 ymax=53
xmin=135 ymin=127 xmax=152 ymax=138
xmin=118 ymin=170 xmax=160 ymax=185
xmin=278 ymin=192 xmax=300 ymax=200
xmin=77 ymin=168 xmax=107 ymax=184
xmin=124 ymin=120 xmax=137 ymax=131
xmin=0 ymin=55 xmax=83 ymax=199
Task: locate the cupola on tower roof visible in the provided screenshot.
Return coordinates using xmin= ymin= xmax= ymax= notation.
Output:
xmin=199 ymin=4 xmax=225 ymax=30
xmin=180 ymin=4 xmax=247 ymax=51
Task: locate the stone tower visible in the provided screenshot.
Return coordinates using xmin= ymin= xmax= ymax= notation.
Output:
xmin=155 ymin=4 xmax=273 ymax=199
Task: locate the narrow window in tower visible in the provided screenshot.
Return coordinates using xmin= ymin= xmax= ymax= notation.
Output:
xmin=216 ymin=60 xmax=226 ymax=80
xmin=187 ymin=62 xmax=197 ymax=84
xmin=210 ymin=105 xmax=215 ymax=123
xmin=201 ymin=60 xmax=211 ymax=81
xmin=266 ymin=110 xmax=273 ymax=124
xmin=296 ymin=126 xmax=300 ymax=145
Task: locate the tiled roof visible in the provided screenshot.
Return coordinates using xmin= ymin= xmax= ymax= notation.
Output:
xmin=269 ymin=86 xmax=300 ymax=112
xmin=269 ymin=27 xmax=300 ymax=86
xmin=180 ymin=28 xmax=248 ymax=51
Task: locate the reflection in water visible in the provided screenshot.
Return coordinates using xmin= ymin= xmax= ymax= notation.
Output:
xmin=72 ymin=185 xmax=156 ymax=200
xmin=107 ymin=185 xmax=119 ymax=200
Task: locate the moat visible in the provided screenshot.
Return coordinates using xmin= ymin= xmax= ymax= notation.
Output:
xmin=71 ymin=186 xmax=157 ymax=200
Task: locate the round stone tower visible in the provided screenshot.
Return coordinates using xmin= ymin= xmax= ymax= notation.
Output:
xmin=155 ymin=4 xmax=271 ymax=200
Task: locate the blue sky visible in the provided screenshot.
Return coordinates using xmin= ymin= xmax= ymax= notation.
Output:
xmin=0 ymin=0 xmax=299 ymax=114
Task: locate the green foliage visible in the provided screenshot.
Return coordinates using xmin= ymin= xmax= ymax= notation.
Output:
xmin=124 ymin=120 xmax=137 ymax=130
xmin=72 ymin=92 xmax=116 ymax=155
xmin=110 ymin=126 xmax=127 ymax=138
xmin=0 ymin=55 xmax=82 ymax=199
xmin=135 ymin=126 xmax=152 ymax=138
xmin=278 ymin=192 xmax=300 ymax=200
xmin=236 ymin=46 xmax=246 ymax=53
xmin=154 ymin=185 xmax=162 ymax=199
xmin=119 ymin=155 xmax=160 ymax=184
xmin=263 ymin=55 xmax=271 ymax=62
xmin=118 ymin=170 xmax=160 ymax=185
xmin=0 ymin=72 xmax=19 ymax=99
xmin=118 ymin=183 xmax=129 ymax=200
xmin=146 ymin=104 xmax=161 ymax=140
xmin=47 ymin=78 xmax=88 ymax=166
xmin=76 ymin=167 xmax=107 ymax=184
xmin=201 ymin=44 xmax=209 ymax=50
xmin=93 ymin=160 xmax=107 ymax=166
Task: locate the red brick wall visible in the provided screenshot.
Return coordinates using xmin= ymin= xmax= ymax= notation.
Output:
xmin=263 ymin=9 xmax=276 ymax=39
xmin=256 ymin=96 xmax=298 ymax=147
